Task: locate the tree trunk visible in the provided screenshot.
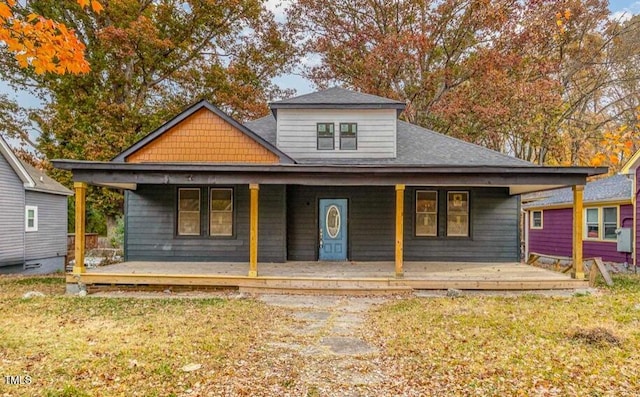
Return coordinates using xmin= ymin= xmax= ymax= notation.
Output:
xmin=106 ymin=214 xmax=119 ymax=248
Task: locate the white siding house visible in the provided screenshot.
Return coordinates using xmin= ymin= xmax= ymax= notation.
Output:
xmin=0 ymin=135 xmax=72 ymax=274
xmin=275 ymin=108 xmax=397 ymax=159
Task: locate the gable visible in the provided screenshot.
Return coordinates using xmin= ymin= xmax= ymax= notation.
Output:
xmin=125 ymin=108 xmax=280 ymax=164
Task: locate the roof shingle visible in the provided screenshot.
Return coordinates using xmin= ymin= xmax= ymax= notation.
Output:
xmin=244 ymin=115 xmax=533 ymax=167
xmin=523 ymin=174 xmax=632 ymax=208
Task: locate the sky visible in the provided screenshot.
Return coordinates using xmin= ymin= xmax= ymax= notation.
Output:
xmin=1 ymin=0 xmax=639 ymax=117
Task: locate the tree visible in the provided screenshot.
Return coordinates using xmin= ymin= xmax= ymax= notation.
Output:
xmin=1 ymin=0 xmax=296 ymax=236
xmin=0 ymin=0 xmax=101 ymax=74
xmin=288 ymin=0 xmax=640 ymax=166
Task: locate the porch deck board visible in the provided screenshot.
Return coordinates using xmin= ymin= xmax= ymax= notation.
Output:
xmin=70 ymin=261 xmax=588 ymax=292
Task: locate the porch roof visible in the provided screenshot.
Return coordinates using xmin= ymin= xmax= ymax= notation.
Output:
xmin=52 ymin=159 xmax=606 ymax=195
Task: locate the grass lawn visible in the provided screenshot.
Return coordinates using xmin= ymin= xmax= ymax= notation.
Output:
xmin=0 ymin=276 xmax=290 ymax=396
xmin=1 ymin=274 xmax=639 ymax=396
xmin=368 ymin=275 xmax=640 ymax=396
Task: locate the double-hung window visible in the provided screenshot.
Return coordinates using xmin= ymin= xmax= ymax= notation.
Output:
xmin=178 ymin=188 xmax=201 ymax=236
xmin=25 ymin=205 xmax=38 ymax=232
xmin=416 ymin=191 xmax=437 ymax=236
xmin=530 ymin=210 xmax=543 ymax=229
xmin=447 ymin=191 xmax=469 ymax=237
xmin=210 ymin=188 xmax=233 ymax=236
xmin=339 ymin=123 xmax=357 ymax=150
xmin=585 ymin=207 xmax=618 ymax=241
xmin=317 ymin=123 xmax=334 ymax=150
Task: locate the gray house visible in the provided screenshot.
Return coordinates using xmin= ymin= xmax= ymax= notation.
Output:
xmin=0 ymin=135 xmax=72 ymax=274
xmin=56 ymin=87 xmax=605 ymax=286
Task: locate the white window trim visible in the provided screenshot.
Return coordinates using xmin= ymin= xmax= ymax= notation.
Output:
xmin=25 ymin=205 xmax=38 ymax=232
xmin=583 ymin=206 xmax=619 ymax=242
xmin=530 ymin=210 xmax=543 ymax=229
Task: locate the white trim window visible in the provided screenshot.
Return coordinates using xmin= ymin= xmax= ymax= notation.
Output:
xmin=25 ymin=205 xmax=38 ymax=232
xmin=530 ymin=210 xmax=543 ymax=229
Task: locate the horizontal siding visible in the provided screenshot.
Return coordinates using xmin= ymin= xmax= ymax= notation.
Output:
xmin=637 ymin=168 xmax=639 ymax=267
xmin=0 ymin=154 xmax=25 ymax=266
xmin=125 ymin=184 xmax=285 ymax=262
xmin=287 ymin=186 xmax=394 ymax=261
xmin=24 ymin=191 xmax=68 ymax=261
xmin=287 ymin=186 xmax=519 ymax=262
xmin=404 ymin=187 xmax=519 ymax=262
xmin=528 ymin=205 xmax=633 ymax=263
xmin=276 ymin=109 xmax=397 ymax=159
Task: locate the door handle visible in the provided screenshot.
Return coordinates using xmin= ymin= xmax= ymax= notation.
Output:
xmin=319 ymin=228 xmax=324 ymax=248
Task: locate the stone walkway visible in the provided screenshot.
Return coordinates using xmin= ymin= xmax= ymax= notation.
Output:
xmin=256 ymin=295 xmax=391 ymax=396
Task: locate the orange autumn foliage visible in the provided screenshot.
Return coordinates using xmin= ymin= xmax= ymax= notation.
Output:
xmin=0 ymin=0 xmax=101 ymax=74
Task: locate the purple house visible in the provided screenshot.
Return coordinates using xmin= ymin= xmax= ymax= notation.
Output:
xmin=524 ymin=152 xmax=640 ymax=267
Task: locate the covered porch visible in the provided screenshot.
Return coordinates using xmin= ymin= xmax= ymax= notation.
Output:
xmin=67 ymin=261 xmax=588 ymax=294
xmin=55 ymin=161 xmax=607 ymax=293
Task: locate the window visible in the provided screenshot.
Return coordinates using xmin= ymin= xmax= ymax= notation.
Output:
xmin=584 ymin=207 xmax=618 ymax=241
xmin=178 ymin=188 xmax=200 ymax=236
xmin=317 ymin=123 xmax=334 ymax=150
xmin=585 ymin=208 xmax=599 ymax=238
xmin=603 ymin=207 xmax=617 ymax=240
xmin=25 ymin=205 xmax=38 ymax=232
xmin=530 ymin=210 xmax=543 ymax=229
xmin=339 ymin=123 xmax=357 ymax=150
xmin=210 ymin=188 xmax=233 ymax=236
xmin=416 ymin=191 xmax=437 ymax=236
xmin=447 ymin=191 xmax=469 ymax=237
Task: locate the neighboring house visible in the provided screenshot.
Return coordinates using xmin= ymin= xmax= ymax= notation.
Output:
xmin=54 ymin=87 xmax=605 ymax=278
xmin=0 ymin=136 xmax=73 ymax=274
xmin=523 ymin=174 xmax=636 ymax=265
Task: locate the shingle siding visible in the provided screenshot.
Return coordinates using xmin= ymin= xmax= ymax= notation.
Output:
xmin=125 ymin=184 xmax=286 ymax=262
xmin=0 ymin=154 xmax=25 ymax=266
xmin=286 ymin=186 xmax=519 ymax=262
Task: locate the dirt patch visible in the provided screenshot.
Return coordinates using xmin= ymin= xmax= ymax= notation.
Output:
xmin=571 ymin=327 xmax=623 ymax=347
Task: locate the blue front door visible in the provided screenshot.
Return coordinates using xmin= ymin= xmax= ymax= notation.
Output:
xmin=319 ymin=199 xmax=348 ymax=261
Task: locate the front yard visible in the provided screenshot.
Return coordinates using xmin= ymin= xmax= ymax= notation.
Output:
xmin=0 ymin=274 xmax=639 ymax=396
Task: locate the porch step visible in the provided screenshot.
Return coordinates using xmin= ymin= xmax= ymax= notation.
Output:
xmin=239 ymin=285 xmax=414 ymax=296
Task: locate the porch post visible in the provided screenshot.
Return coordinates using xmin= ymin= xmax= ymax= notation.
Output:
xmin=73 ymin=182 xmax=87 ymax=274
xmin=248 ymin=183 xmax=259 ymax=277
xmin=572 ymin=185 xmax=585 ymax=280
xmin=395 ymin=184 xmax=405 ymax=278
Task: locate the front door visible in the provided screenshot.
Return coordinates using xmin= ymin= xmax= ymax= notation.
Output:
xmin=319 ymin=199 xmax=348 ymax=261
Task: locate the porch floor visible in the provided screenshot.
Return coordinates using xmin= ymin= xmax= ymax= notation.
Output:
xmin=68 ymin=261 xmax=589 ymax=293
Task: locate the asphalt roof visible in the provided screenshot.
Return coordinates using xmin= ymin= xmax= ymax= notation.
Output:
xmin=20 ymin=159 xmax=73 ymax=196
xmin=244 ymin=115 xmax=533 ymax=167
xmin=523 ymin=173 xmax=632 ymax=208
xmin=269 ymin=87 xmax=406 ymax=108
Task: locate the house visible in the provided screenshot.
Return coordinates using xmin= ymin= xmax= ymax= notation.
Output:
xmin=0 ymin=135 xmax=72 ymax=274
xmin=53 ymin=87 xmax=606 ymax=289
xmin=523 ymin=150 xmax=639 ymax=267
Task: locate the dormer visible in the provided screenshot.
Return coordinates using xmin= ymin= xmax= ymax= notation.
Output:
xmin=270 ymin=87 xmax=406 ymax=159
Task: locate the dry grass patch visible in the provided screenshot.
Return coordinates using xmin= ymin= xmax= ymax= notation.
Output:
xmin=368 ymin=275 xmax=640 ymax=396
xmin=0 ymin=275 xmax=289 ymax=396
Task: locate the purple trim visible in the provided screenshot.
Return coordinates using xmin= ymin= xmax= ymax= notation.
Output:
xmin=528 ymin=205 xmax=634 ymax=263
xmin=636 ymin=168 xmax=640 ymax=266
